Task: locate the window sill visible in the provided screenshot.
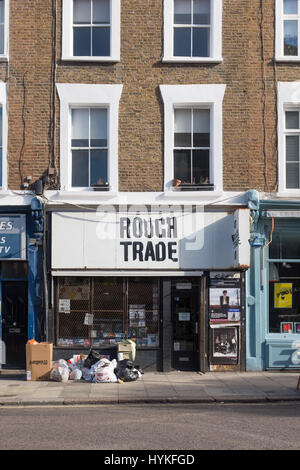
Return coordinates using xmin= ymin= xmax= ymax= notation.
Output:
xmin=275 ymin=56 xmax=300 ymax=62
xmin=46 ymin=190 xmax=118 ymax=200
xmin=162 ymin=56 xmax=223 ymax=64
xmin=164 ymin=189 xmax=223 ymax=198
xmin=61 ymin=55 xmax=120 ymax=63
xmin=0 ymin=55 xmax=8 ymax=62
xmin=276 ymin=190 xmax=300 ymax=198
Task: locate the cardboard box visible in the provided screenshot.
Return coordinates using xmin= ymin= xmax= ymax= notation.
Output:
xmin=26 ymin=342 xmax=53 ymax=381
xmin=118 ymin=343 xmax=132 ymax=353
xmin=118 ymin=342 xmax=133 ymax=360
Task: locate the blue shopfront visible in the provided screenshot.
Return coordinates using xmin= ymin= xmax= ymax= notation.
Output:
xmin=247 ymin=190 xmax=300 ymax=370
xmin=0 ymin=199 xmax=44 ymax=369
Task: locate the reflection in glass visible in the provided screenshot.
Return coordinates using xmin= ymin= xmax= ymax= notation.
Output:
xmin=284 ymin=20 xmax=298 ymax=55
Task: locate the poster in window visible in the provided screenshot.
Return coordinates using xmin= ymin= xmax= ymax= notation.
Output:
xmin=209 ymin=287 xmax=240 ymax=322
xmin=280 ymin=322 xmax=294 ymax=333
xmin=294 ymin=322 xmax=300 ymax=334
xmin=211 ymin=326 xmax=238 ymax=359
xmin=274 ymin=283 xmax=292 ymax=309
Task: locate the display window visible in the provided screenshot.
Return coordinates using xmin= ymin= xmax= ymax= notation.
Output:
xmin=56 ymin=277 xmax=160 ymax=348
xmin=268 ymin=222 xmax=300 ymax=334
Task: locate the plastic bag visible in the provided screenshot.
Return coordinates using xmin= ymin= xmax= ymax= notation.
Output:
xmin=69 ymin=368 xmax=82 ymax=380
xmin=83 ymin=349 xmax=103 ymax=369
xmin=50 ymin=365 xmax=69 ymax=382
xmin=115 ymin=359 xmax=142 ymax=382
xmin=93 ymin=358 xmax=118 ymax=383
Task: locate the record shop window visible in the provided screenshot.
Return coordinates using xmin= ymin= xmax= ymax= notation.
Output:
xmin=56 ymin=277 xmax=160 ymax=349
xmin=71 ymin=107 xmax=108 ymax=188
xmin=174 ymin=107 xmax=211 ymax=187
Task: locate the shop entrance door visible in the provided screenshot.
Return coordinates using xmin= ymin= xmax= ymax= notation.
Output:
xmin=1 ymin=282 xmax=27 ymax=368
xmin=172 ymin=282 xmax=199 ymax=370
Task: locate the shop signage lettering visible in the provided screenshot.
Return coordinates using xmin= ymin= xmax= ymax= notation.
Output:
xmin=0 ymin=215 xmax=26 ymax=260
xmin=119 ymin=216 xmax=179 ymax=262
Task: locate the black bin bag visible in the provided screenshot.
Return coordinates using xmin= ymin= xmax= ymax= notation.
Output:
xmin=115 ymin=359 xmax=142 ymax=382
xmin=83 ymin=349 xmax=102 ymax=369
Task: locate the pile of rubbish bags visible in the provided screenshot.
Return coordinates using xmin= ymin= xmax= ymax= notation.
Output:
xmin=49 ymin=349 xmax=143 ymax=384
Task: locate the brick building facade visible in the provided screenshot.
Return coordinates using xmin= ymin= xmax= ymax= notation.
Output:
xmin=0 ymin=0 xmax=299 ymax=372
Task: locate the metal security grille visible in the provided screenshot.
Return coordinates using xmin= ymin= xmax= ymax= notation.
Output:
xmin=56 ymin=277 xmax=160 ymax=349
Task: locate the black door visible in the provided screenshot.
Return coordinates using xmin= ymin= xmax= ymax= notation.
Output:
xmin=172 ymin=282 xmax=199 ymax=370
xmin=2 ymin=282 xmax=27 ymax=368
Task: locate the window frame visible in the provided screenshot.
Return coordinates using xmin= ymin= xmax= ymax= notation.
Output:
xmin=277 ymin=81 xmax=300 ymax=194
xmin=56 ymin=83 xmax=123 ymax=192
xmin=0 ymin=0 xmax=9 ymax=60
xmin=71 ymin=106 xmax=109 ymax=189
xmin=61 ymin=0 xmax=120 ymax=62
xmin=276 ymin=0 xmax=300 ymax=61
xmin=159 ymin=84 xmax=226 ymax=194
xmin=163 ymin=0 xmax=223 ymax=63
xmin=173 ymin=107 xmax=211 ymax=186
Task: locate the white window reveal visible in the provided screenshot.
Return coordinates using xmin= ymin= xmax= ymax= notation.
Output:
xmin=0 ymin=0 xmax=9 ymax=59
xmin=56 ymin=83 xmax=123 ymax=192
xmin=62 ymin=0 xmax=120 ymax=61
xmin=285 ymin=109 xmax=300 ymax=189
xmin=277 ymin=81 xmax=300 ymax=193
xmin=160 ymin=84 xmax=226 ymax=193
xmin=276 ymin=0 xmax=300 ymax=60
xmin=163 ymin=0 xmax=222 ymax=63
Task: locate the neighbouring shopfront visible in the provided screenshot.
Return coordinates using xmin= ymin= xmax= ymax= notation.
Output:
xmin=49 ymin=205 xmax=250 ymax=372
xmin=247 ymin=190 xmax=300 ymax=370
xmin=0 ymin=208 xmax=43 ymax=369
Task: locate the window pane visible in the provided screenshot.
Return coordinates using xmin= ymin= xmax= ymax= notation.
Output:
xmin=193 ymin=0 xmax=210 ymax=25
xmin=73 ymin=27 xmax=91 ymax=56
xmin=192 ymin=27 xmax=210 ymax=57
xmin=193 ymin=109 xmax=210 ymax=147
xmin=174 ymin=109 xmax=192 ymax=147
xmin=93 ymin=0 xmax=110 ymax=24
xmin=286 ymin=162 xmax=300 ymax=188
xmin=0 ymin=1 xmax=4 ymax=24
xmin=174 ymin=27 xmax=191 ymax=56
xmin=193 ymin=149 xmax=209 ymax=184
xmin=174 ymin=0 xmax=191 ymax=24
xmin=174 ymin=149 xmax=191 ymax=183
xmin=92 ymin=26 xmax=110 ymax=56
xmin=72 ymin=150 xmax=89 ymax=187
xmin=286 ymin=111 xmax=299 ymax=129
xmin=73 ymin=0 xmax=91 ymax=24
xmin=0 ymin=106 xmax=2 ymax=148
xmin=90 ymin=149 xmax=108 ymax=185
xmin=0 ymin=25 xmax=4 ymax=55
xmin=284 ymin=20 xmax=298 ymax=56
xmin=286 ymin=135 xmax=299 ymax=161
xmin=0 ymin=148 xmax=2 ymax=187
xmin=90 ymin=108 xmax=107 ymax=147
xmin=71 ymin=108 xmax=89 ymax=147
xmin=284 ymin=0 xmax=298 ymax=15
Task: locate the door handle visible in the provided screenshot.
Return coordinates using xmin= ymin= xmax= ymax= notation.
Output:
xmin=195 ymin=322 xmax=198 ymax=334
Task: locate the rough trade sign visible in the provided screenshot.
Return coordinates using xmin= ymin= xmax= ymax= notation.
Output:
xmin=0 ymin=215 xmax=26 ymax=260
xmin=51 ymin=207 xmax=250 ymax=271
xmin=119 ymin=216 xmax=179 ymax=263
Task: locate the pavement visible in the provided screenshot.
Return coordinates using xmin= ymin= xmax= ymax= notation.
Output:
xmin=0 ymin=369 xmax=300 ymax=406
